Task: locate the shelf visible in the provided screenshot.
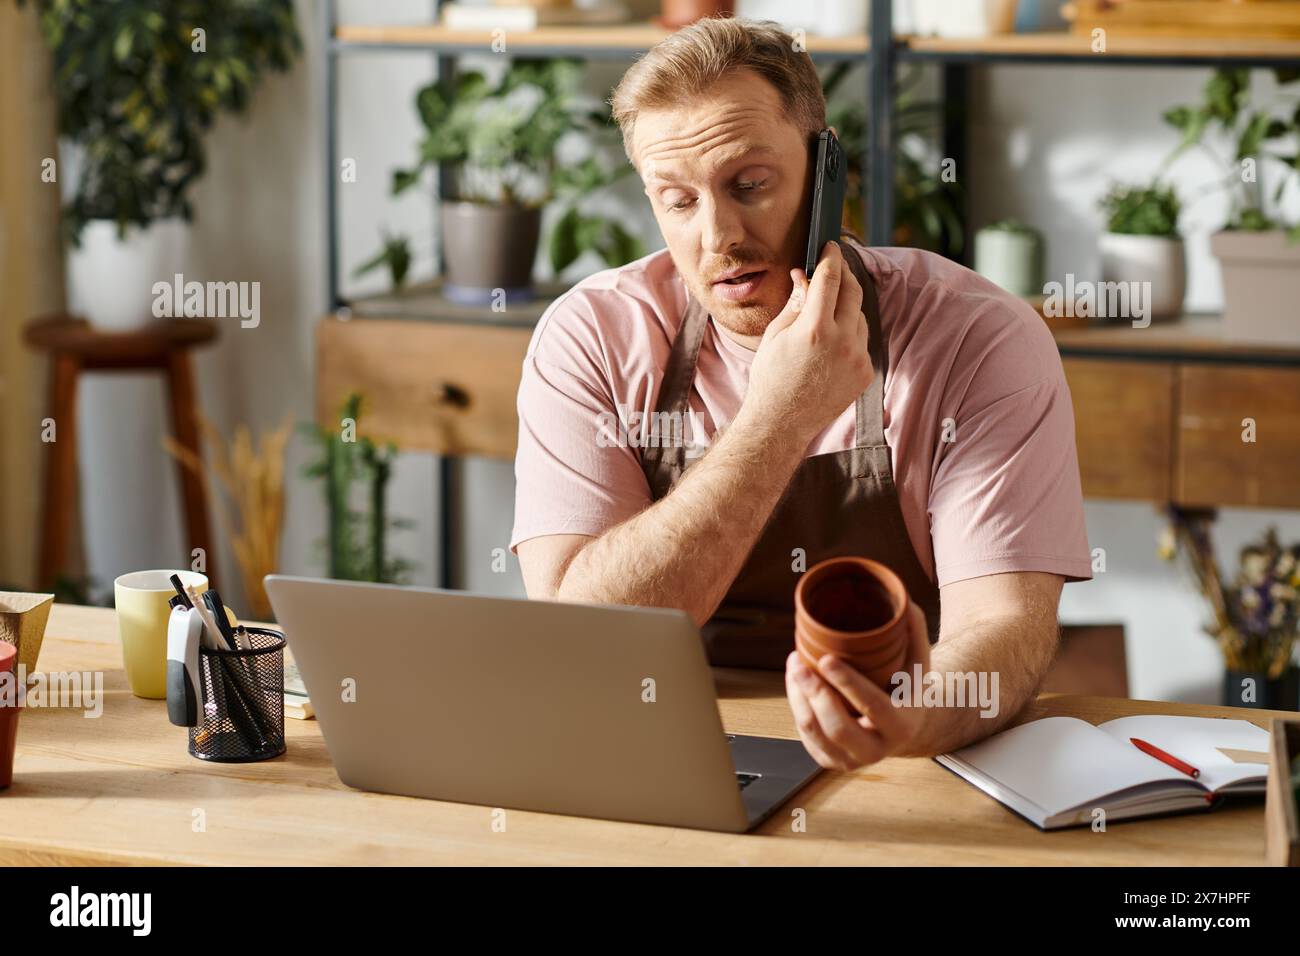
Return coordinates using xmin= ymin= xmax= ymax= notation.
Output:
xmin=900 ymin=32 xmax=1300 ymax=67
xmin=339 ymin=277 xmax=568 ymax=328
xmin=1050 ymin=313 xmax=1300 ymax=366
xmin=334 ymin=21 xmax=870 ymax=59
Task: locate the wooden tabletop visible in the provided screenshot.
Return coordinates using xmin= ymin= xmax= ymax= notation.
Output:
xmin=1 ymin=604 xmax=1287 ymax=866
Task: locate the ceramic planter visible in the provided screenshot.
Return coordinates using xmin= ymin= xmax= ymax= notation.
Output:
xmin=974 ymin=225 xmax=1044 ymax=297
xmin=794 ymin=557 xmax=911 ymax=689
xmin=659 ymin=0 xmax=734 ymax=29
xmin=1223 ymin=666 xmax=1299 ymax=712
xmin=1211 ymin=230 xmax=1300 ymax=346
xmin=0 ymin=592 xmax=54 ymax=674
xmin=1098 ymin=232 xmax=1186 ymax=322
xmin=0 ymin=642 xmax=19 ymax=790
xmin=440 ymin=200 xmax=542 ymax=306
xmin=66 ymin=219 xmax=191 ymax=330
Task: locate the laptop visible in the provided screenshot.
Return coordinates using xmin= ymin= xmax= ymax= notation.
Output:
xmin=264 ymin=575 xmax=821 ymax=833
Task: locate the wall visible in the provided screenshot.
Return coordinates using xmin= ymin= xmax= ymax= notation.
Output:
xmin=60 ymin=3 xmax=1298 ymax=702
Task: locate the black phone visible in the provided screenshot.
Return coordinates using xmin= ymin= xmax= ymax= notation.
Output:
xmin=802 ymin=128 xmax=848 ymax=277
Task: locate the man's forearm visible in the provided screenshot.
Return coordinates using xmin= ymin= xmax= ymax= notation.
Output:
xmin=895 ymin=594 xmax=1061 ymax=757
xmin=556 ymin=406 xmax=806 ymax=625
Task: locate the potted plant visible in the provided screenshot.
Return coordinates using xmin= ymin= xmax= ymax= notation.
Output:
xmin=1097 ymin=180 xmax=1185 ymax=321
xmin=973 ymin=220 xmax=1045 ymax=297
xmin=1164 ymin=68 xmax=1300 ymax=345
xmin=823 ymin=61 xmax=965 ymax=257
xmin=359 ymin=58 xmax=642 ymax=303
xmin=1161 ymin=509 xmax=1300 ymax=711
xmin=20 ymin=0 xmax=301 ymax=329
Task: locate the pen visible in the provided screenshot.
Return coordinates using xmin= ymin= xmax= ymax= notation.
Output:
xmin=1131 ymin=737 xmax=1200 ymax=779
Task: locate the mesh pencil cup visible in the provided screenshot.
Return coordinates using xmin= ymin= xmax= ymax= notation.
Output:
xmin=189 ymin=626 xmax=286 ymax=762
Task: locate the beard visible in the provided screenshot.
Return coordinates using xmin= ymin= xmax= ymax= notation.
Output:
xmin=682 ymin=257 xmax=794 ymax=341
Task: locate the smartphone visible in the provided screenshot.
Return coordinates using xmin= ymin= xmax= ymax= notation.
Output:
xmin=802 ymin=128 xmax=848 ymax=277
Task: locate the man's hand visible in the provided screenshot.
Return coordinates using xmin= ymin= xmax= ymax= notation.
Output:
xmin=744 ymin=241 xmax=871 ymax=446
xmin=784 ymin=601 xmax=930 ymax=771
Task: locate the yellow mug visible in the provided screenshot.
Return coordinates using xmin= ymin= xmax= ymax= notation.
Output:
xmin=114 ymin=570 xmax=227 ymax=699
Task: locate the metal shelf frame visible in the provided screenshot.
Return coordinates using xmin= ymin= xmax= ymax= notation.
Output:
xmin=319 ymin=0 xmax=1300 ymax=587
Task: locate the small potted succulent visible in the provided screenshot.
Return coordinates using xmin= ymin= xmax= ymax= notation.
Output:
xmin=1161 ymin=509 xmax=1300 ymax=711
xmin=1164 ymin=68 xmax=1300 ymax=345
xmin=1097 ymin=180 xmax=1185 ymax=321
xmin=360 ymin=58 xmax=642 ymax=304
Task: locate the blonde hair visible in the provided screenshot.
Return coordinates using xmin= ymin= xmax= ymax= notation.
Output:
xmin=610 ymin=17 xmax=826 ymax=168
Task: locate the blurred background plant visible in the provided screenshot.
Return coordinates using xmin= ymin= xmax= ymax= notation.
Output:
xmin=1163 ymin=67 xmax=1300 ymax=240
xmin=1160 ymin=508 xmax=1300 ymax=677
xmin=300 ymin=394 xmax=414 ymax=585
xmin=357 ymin=57 xmax=643 ymax=289
xmin=1100 ymin=180 xmax=1182 ymax=237
xmin=164 ymin=413 xmax=293 ymax=621
xmin=17 ymin=0 xmax=301 ymax=245
xmin=823 ymin=62 xmax=965 ymax=256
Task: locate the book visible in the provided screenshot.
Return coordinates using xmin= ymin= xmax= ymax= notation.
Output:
xmin=441 ymin=2 xmax=629 ymax=31
xmin=284 ymin=661 xmax=314 ymax=721
xmin=936 ymin=714 xmax=1271 ymax=830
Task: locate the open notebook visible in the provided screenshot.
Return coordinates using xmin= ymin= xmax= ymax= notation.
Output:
xmin=935 ymin=715 xmax=1271 ymax=830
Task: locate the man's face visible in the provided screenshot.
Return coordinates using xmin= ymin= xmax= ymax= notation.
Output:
xmin=632 ymin=70 xmax=812 ymax=341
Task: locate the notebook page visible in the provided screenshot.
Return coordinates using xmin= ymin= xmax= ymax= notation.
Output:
xmin=943 ymin=716 xmax=1190 ymax=815
xmin=1096 ymin=715 xmax=1270 ymax=793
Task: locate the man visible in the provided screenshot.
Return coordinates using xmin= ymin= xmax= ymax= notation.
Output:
xmin=510 ymin=18 xmax=1092 ymax=770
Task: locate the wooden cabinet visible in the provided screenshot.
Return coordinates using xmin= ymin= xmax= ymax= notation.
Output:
xmin=1062 ymin=358 xmax=1175 ymax=501
xmin=1175 ymin=366 xmax=1300 ymax=509
xmin=317 ymin=318 xmax=532 ymax=460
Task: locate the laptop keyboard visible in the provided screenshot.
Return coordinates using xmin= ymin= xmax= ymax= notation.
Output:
xmin=725 ymin=737 xmax=760 ymax=790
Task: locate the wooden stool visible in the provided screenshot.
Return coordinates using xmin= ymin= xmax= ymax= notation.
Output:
xmin=24 ymin=315 xmax=219 ymax=591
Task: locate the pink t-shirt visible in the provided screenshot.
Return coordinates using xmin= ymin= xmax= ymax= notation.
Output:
xmin=510 ymin=237 xmax=1093 ymax=589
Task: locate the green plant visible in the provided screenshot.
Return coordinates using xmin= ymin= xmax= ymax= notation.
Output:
xmin=359 ymin=58 xmax=643 ymax=288
xmin=1163 ymin=68 xmax=1300 ymax=241
xmin=300 ymin=394 xmax=415 ymax=585
xmin=824 ymin=62 xmax=965 ymax=256
xmin=1099 ymin=181 xmax=1181 ymax=237
xmin=18 ymin=0 xmax=301 ymax=245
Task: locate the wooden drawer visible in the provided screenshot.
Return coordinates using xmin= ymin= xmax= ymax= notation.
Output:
xmin=1062 ymin=358 xmax=1175 ymax=501
xmin=316 ymin=317 xmax=532 ymax=459
xmin=1176 ymin=365 xmax=1300 ymax=508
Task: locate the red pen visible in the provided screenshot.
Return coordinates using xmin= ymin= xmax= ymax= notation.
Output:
xmin=1131 ymin=737 xmax=1200 ymax=779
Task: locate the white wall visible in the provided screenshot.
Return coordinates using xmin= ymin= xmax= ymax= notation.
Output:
xmin=66 ymin=5 xmax=1297 ymax=702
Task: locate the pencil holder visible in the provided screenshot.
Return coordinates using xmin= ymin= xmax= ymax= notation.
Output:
xmin=189 ymin=627 xmax=286 ymax=763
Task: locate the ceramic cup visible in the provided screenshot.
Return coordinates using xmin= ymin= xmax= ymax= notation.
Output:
xmin=0 ymin=641 xmax=19 ymax=789
xmin=115 ymin=570 xmax=209 ymax=699
xmin=794 ymin=557 xmax=913 ymax=689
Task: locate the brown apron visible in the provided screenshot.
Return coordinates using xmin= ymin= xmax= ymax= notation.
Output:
xmin=640 ymin=239 xmax=942 ymax=669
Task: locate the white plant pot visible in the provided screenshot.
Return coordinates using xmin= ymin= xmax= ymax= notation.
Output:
xmin=1210 ymin=229 xmax=1300 ymax=346
xmin=66 ymin=220 xmax=191 ymax=330
xmin=909 ymin=0 xmax=1018 ymax=37
xmin=974 ymin=226 xmax=1044 ymax=298
xmin=1098 ymin=232 xmax=1186 ymax=322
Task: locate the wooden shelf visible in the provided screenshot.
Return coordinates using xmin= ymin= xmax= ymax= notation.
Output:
xmin=341 ymin=277 xmax=568 ymax=328
xmin=902 ymin=31 xmax=1300 ymax=64
xmin=1049 ymin=314 xmax=1300 ymax=366
xmin=335 ymin=21 xmax=870 ymax=57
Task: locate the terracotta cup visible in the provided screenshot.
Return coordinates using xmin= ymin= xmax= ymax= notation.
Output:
xmin=794 ymin=557 xmax=912 ymax=689
xmin=0 ymin=641 xmax=19 ymax=790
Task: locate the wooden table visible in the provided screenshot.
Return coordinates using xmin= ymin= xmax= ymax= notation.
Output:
xmin=1 ymin=604 xmax=1286 ymax=866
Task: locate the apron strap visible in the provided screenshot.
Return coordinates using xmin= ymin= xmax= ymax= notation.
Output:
xmin=642 ymin=291 xmax=709 ymax=470
xmin=839 ymin=238 xmax=888 ymax=451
